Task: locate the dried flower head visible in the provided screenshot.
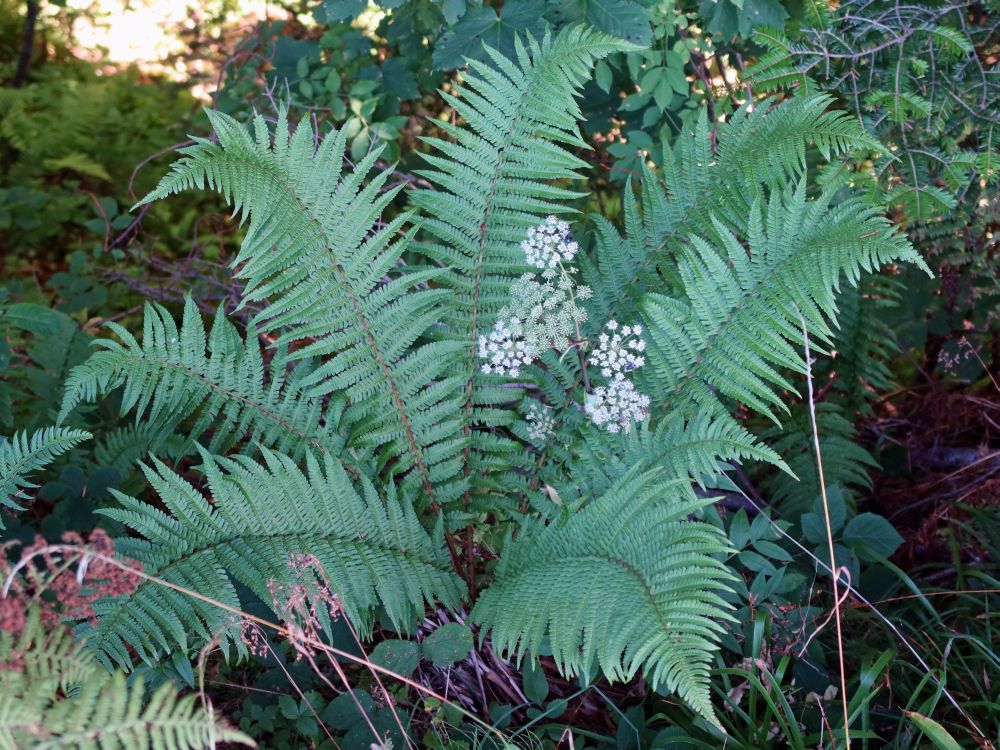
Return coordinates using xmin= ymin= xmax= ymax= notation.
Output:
xmin=590 ymin=321 xmax=646 ymax=379
xmin=478 ymin=317 xmax=534 ymax=376
xmin=521 ymin=215 xmax=579 ymax=271
xmin=585 ymin=377 xmax=651 ymax=434
xmin=0 ymin=530 xmax=141 ymax=635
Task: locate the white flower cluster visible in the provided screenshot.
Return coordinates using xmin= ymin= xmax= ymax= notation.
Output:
xmin=590 ymin=321 xmax=646 ymax=378
xmin=478 ymin=317 xmax=534 ymax=376
xmin=525 ymin=402 xmax=556 ymax=443
xmin=520 ymin=215 xmax=579 ymax=273
xmin=584 ymin=376 xmax=651 ymax=434
xmin=585 ymin=320 xmax=650 ymax=433
xmin=479 ymin=218 xmax=589 ymax=377
xmin=501 ymin=273 xmax=591 ymax=354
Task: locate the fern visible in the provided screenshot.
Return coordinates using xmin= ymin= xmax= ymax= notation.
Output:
xmin=0 ymin=607 xmax=252 ymax=750
xmin=138 ymin=109 xmax=465 ymax=508
xmin=411 ymin=26 xmax=635 ymax=503
xmin=472 ymin=468 xmax=736 ymax=726
xmin=84 ymin=447 xmax=464 ymax=669
xmin=59 ymin=297 xmax=345 ymax=461
xmin=760 ymin=402 xmax=878 ymax=515
xmin=0 ymin=426 xmax=90 ymax=528
xmin=580 ymin=96 xmax=886 ymax=321
xmin=640 ymin=180 xmax=925 ymax=421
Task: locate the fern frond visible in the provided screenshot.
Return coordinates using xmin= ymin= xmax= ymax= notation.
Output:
xmin=411 ymin=26 xmax=636 ymax=503
xmin=0 ymin=426 xmax=90 ymax=527
xmin=60 ymin=297 xmax=345 ymax=461
xmin=83 ymin=447 xmax=464 ymax=669
xmin=472 ymin=468 xmax=736 ymax=726
xmin=760 ymin=402 xmax=877 ymax=514
xmin=139 ymin=110 xmax=464 ymax=507
xmin=584 ymin=96 xmax=887 ymax=319
xmin=0 ymin=607 xmax=252 ymax=750
xmin=641 ymin=181 xmax=924 ymax=421
xmin=828 ymin=275 xmax=900 ymax=413
xmin=575 ymin=412 xmax=789 ymax=497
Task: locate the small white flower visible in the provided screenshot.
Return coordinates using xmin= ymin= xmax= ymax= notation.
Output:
xmin=589 ymin=320 xmax=646 ymax=378
xmin=585 ymin=377 xmax=650 ymax=434
xmin=478 ymin=317 xmax=533 ymax=376
xmin=520 ymin=215 xmax=579 ymax=270
xmin=525 ymin=402 xmax=556 ymax=443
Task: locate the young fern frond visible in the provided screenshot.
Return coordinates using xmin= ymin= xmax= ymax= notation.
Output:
xmin=138 ymin=110 xmax=465 ymax=507
xmin=641 ymin=181 xmax=925 ymax=422
xmin=84 ymin=447 xmax=464 ymax=670
xmin=59 ymin=298 xmax=345 ymax=461
xmin=0 ymin=607 xmax=252 ymax=750
xmin=411 ymin=26 xmax=636 ymax=501
xmin=471 ymin=468 xmax=736 ymax=727
xmin=0 ymin=426 xmax=90 ymax=528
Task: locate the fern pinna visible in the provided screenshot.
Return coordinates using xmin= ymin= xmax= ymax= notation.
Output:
xmin=50 ymin=24 xmax=926 ymax=727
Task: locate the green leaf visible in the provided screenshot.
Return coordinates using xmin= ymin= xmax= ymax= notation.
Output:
xmin=278 ymin=694 xmax=300 ymax=720
xmin=729 ymin=509 xmax=750 ymax=550
xmin=904 ymin=711 xmax=962 ymax=750
xmin=595 ymin=60 xmax=613 ymax=92
xmin=421 ymin=623 xmax=474 ymax=666
xmin=316 ymin=0 xmax=368 ymax=23
xmin=752 ymin=539 xmax=793 ymax=562
xmin=801 ymin=485 xmax=848 ymax=544
xmin=522 ymin=659 xmax=549 ymax=704
xmin=370 ymin=639 xmax=421 ymax=676
xmin=548 ymin=0 xmax=653 ymax=46
xmin=431 ymin=0 xmax=546 ymax=70
xmin=441 ymin=0 xmax=467 ymax=24
xmin=323 ymin=690 xmax=376 ymax=731
xmin=843 ymin=513 xmax=904 ymax=561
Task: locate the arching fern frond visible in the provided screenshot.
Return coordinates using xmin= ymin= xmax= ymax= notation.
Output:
xmin=411 ymin=26 xmax=636 ymax=503
xmin=584 ymin=96 xmax=887 ymax=318
xmin=574 ymin=412 xmax=788 ymax=497
xmin=0 ymin=606 xmax=252 ymax=750
xmin=59 ymin=297 xmax=345 ymax=461
xmin=471 ymin=468 xmax=736 ymax=727
xmin=0 ymin=426 xmax=90 ymax=528
xmin=641 ymin=180 xmax=925 ymax=422
xmin=85 ymin=448 xmax=464 ymax=670
xmin=138 ymin=110 xmax=465 ymax=508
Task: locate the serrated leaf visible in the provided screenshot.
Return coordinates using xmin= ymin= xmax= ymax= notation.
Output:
xmin=421 ymin=622 xmax=474 ymax=666
xmin=370 ymin=639 xmax=421 ymax=676
xmin=843 ymin=513 xmax=903 ymax=561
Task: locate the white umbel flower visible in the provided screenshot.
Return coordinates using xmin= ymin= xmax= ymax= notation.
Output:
xmin=525 ymin=402 xmax=556 ymax=443
xmin=584 ymin=377 xmax=651 ymax=434
xmin=591 ymin=320 xmax=646 ymax=378
xmin=478 ymin=317 xmax=533 ymax=377
xmin=521 ymin=215 xmax=579 ymax=271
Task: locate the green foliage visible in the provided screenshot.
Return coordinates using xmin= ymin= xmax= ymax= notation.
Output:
xmin=746 ymin=0 xmax=998 ymax=222
xmin=0 ymin=606 xmax=252 ymax=749
xmin=85 ymin=447 xmax=464 ymax=668
xmin=411 ymin=26 xmax=636 ymax=503
xmin=60 ymin=297 xmax=346 ymax=461
xmin=0 ymin=427 xmax=91 ymax=528
xmin=5 ymin=8 xmax=977 ymax=744
xmin=472 ymin=469 xmax=735 ymax=725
